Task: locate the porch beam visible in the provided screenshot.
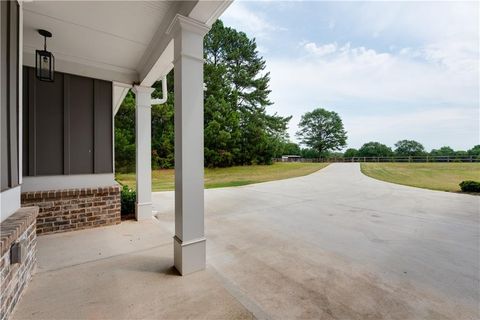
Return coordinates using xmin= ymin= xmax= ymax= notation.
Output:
xmin=169 ymin=14 xmax=210 ymax=275
xmin=133 ymin=85 xmax=155 ymax=221
xmin=137 ymin=2 xmax=197 ymax=87
xmin=138 ymin=1 xmax=231 ymax=87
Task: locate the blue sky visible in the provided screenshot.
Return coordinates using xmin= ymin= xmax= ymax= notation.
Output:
xmin=221 ymin=1 xmax=479 ymax=151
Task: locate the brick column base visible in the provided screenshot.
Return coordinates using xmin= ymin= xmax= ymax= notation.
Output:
xmin=21 ymin=185 xmax=121 ymax=235
xmin=0 ymin=207 xmax=39 ymax=320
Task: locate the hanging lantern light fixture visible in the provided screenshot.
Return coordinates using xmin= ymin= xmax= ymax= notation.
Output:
xmin=35 ymin=29 xmax=55 ymax=82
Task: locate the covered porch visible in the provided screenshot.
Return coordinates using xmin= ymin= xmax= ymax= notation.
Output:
xmin=1 ymin=1 xmax=231 ymax=319
xmin=19 ymin=0 xmax=231 ymax=275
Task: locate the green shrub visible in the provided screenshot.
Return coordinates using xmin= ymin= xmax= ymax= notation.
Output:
xmin=459 ymin=180 xmax=480 ymax=193
xmin=120 ymin=185 xmax=136 ymax=214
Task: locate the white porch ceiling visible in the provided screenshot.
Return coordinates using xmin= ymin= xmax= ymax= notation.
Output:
xmin=22 ymin=1 xmax=231 ymax=84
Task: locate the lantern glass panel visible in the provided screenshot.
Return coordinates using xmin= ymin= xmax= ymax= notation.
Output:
xmin=35 ymin=50 xmax=54 ymax=82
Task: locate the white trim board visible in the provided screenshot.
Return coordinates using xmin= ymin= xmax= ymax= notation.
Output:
xmin=0 ymin=186 xmax=21 ymax=223
xmin=18 ymin=1 xmax=23 ymax=185
xmin=21 ymin=174 xmax=117 ymax=192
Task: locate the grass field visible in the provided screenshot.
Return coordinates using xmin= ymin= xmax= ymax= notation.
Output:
xmin=361 ymin=163 xmax=480 ymax=192
xmin=116 ymin=162 xmax=329 ymax=192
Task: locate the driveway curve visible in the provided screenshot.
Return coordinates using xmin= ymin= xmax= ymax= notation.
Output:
xmin=153 ymin=163 xmax=479 ymax=320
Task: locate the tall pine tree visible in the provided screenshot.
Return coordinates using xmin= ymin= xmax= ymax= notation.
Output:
xmin=204 ymin=20 xmax=290 ymax=166
xmin=115 ymin=20 xmax=291 ymax=170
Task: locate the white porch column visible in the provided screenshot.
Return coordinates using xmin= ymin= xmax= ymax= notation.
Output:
xmin=168 ymin=15 xmax=210 ymax=275
xmin=133 ymin=85 xmax=155 ymax=221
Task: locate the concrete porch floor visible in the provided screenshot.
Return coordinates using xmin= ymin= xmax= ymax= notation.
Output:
xmin=12 ymin=164 xmax=479 ymax=320
xmin=11 ymin=219 xmax=253 ymax=319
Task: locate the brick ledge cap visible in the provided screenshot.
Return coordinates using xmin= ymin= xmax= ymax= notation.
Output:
xmin=0 ymin=206 xmax=39 ymax=257
xmin=21 ymin=185 xmax=121 ymax=198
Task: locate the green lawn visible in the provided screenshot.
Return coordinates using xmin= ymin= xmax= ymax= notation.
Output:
xmin=116 ymin=162 xmax=329 ymax=192
xmin=361 ymin=162 xmax=480 ymax=192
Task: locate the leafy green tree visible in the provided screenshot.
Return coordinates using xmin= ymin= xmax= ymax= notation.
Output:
xmin=300 ymin=148 xmax=322 ymax=158
xmin=115 ymin=20 xmax=291 ymax=170
xmin=148 ymin=73 xmax=176 ymax=169
xmin=204 ymin=20 xmax=291 ymax=166
xmin=204 ymin=96 xmax=239 ymax=167
xmin=344 ymin=148 xmax=358 ymax=158
xmin=280 ymin=142 xmax=301 ymax=156
xmin=357 ymin=142 xmax=393 ymax=157
xmin=114 ymin=92 xmax=136 ymax=172
xmin=394 ymin=140 xmax=425 ymax=156
xmin=454 ymin=150 xmax=468 ymax=158
xmin=468 ymin=145 xmax=480 ymax=157
xmin=296 ymin=108 xmax=347 ymax=155
xmin=430 ymin=146 xmax=455 ymax=157
xmin=329 ymin=151 xmax=344 ymax=158
xmin=115 ymin=75 xmax=175 ymax=172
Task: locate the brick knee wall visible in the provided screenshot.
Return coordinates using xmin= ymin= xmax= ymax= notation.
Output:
xmin=0 ymin=207 xmax=38 ymax=320
xmin=21 ymin=186 xmax=121 ymax=235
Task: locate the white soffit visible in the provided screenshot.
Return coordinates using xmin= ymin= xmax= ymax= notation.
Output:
xmin=22 ymin=1 xmax=232 ymax=84
xmin=23 ymin=1 xmax=176 ymax=83
xmin=189 ymin=0 xmax=233 ymax=27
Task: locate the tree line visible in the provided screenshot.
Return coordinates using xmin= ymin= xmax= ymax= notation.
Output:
xmin=342 ymin=142 xmax=480 ymax=159
xmin=115 ymin=20 xmax=290 ymax=172
xmin=115 ymin=20 xmax=478 ymax=172
xmin=284 ymin=140 xmax=480 ymax=159
xmin=277 ymin=107 xmax=479 ymax=159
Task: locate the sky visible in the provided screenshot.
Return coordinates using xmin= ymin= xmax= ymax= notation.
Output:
xmin=221 ymin=1 xmax=479 ymax=151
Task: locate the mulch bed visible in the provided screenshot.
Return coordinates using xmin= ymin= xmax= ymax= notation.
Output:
xmin=121 ymin=213 xmax=136 ymax=221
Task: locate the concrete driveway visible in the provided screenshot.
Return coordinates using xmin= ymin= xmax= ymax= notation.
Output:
xmin=153 ymin=163 xmax=479 ymax=319
xmin=13 ymin=163 xmax=479 ymax=320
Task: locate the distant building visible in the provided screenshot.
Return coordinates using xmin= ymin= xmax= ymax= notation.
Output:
xmin=281 ymin=155 xmax=301 ymax=162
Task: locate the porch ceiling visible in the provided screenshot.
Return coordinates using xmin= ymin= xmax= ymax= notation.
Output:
xmin=22 ymin=1 xmax=231 ymax=84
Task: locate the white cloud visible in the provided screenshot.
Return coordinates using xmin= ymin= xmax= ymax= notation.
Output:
xmin=266 ymin=41 xmax=478 ymax=150
xmin=422 ymin=39 xmax=478 ymax=73
xmin=222 ymin=1 xmax=479 ymax=150
xmin=221 ymin=1 xmax=282 ymax=41
xmin=279 ymin=41 xmax=477 ymax=104
xmin=303 ymin=41 xmax=394 ymax=67
xmin=344 ymin=107 xmax=479 ymax=150
xmin=351 ymin=2 xmax=478 ymax=44
xmin=304 ymin=42 xmax=337 ymax=56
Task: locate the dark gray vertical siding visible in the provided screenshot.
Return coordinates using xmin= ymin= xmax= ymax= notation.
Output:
xmin=94 ymin=80 xmax=113 ymax=173
xmin=35 ymin=71 xmax=64 ymax=175
xmin=22 ymin=68 xmax=29 ymax=177
xmin=70 ymin=75 xmax=94 ymax=174
xmin=1 ymin=0 xmax=20 ymax=191
xmin=63 ymin=75 xmax=70 ymax=174
xmin=22 ymin=67 xmax=113 ymax=176
xmin=27 ymin=69 xmax=35 ymax=175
